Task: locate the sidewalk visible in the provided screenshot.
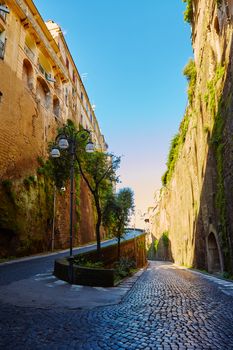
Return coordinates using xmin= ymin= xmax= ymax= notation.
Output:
xmin=0 ymin=266 xmax=146 ymax=310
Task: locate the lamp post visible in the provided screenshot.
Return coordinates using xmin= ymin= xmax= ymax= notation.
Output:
xmin=51 ymin=126 xmax=94 ymax=283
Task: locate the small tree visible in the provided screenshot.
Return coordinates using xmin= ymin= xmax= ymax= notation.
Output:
xmin=77 ymin=151 xmax=120 ymax=257
xmin=103 ymin=188 xmax=134 ymax=259
xmin=49 ymin=120 xmax=120 ymax=257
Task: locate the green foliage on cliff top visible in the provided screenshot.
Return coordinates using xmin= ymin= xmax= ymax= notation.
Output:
xmin=183 ymin=0 xmax=193 ymax=23
xmin=183 ymin=59 xmax=197 ymax=105
xmin=162 ymin=112 xmax=190 ymax=186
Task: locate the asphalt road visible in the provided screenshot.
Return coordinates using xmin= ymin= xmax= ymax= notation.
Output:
xmin=0 ymin=229 xmax=142 ymax=286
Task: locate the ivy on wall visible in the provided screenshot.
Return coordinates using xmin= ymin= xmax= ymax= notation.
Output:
xmin=204 ymin=65 xmax=231 ymax=262
xmin=161 ymin=59 xmax=196 ymax=186
xmin=183 ymin=59 xmax=197 ymax=105
xmin=162 ymin=112 xmax=190 ymax=186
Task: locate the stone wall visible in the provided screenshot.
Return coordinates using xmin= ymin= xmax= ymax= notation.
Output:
xmin=151 ymin=0 xmax=233 ymax=274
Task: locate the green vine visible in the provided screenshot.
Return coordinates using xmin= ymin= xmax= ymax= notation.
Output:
xmin=183 ymin=59 xmax=197 ymax=105
xmin=204 ymin=65 xmax=225 ymax=113
xmin=162 ymin=112 xmax=190 ymax=186
xmin=211 ymin=104 xmax=228 ymax=252
xmin=161 ymin=60 xmax=196 ymax=186
xmin=205 ymin=65 xmax=228 ymax=254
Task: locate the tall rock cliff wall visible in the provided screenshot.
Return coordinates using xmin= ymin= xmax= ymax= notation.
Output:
xmin=151 ymin=0 xmax=233 ymax=275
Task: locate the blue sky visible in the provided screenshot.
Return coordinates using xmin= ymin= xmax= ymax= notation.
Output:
xmin=34 ymin=0 xmax=192 ymax=225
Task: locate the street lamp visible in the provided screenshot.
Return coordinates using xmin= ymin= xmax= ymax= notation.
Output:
xmin=50 ymin=126 xmax=94 ymax=283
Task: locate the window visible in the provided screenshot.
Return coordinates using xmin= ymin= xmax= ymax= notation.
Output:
xmin=72 ymin=71 xmax=76 ymax=84
xmin=22 ymin=59 xmax=33 ymax=89
xmin=0 ymin=4 xmax=8 ymax=21
xmin=36 ymin=77 xmax=50 ymax=109
xmin=81 ymin=91 xmax=83 ymax=101
xmin=65 ymin=88 xmax=68 ymax=106
xmin=0 ymin=30 xmax=6 ymax=59
xmin=80 ymin=114 xmax=83 ymax=125
xmin=0 ymin=91 xmax=2 ymax=103
xmin=66 ymin=57 xmax=69 ymax=69
xmin=53 ymin=96 xmax=60 ymax=118
xmin=24 ymin=33 xmax=36 ymax=62
xmin=90 ymin=113 xmax=92 ymax=123
xmin=86 ymin=103 xmax=88 ymax=113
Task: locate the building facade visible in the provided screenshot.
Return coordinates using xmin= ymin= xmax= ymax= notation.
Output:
xmin=0 ymin=0 xmax=107 ymax=257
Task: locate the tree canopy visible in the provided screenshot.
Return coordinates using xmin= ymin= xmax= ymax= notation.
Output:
xmin=103 ymin=187 xmax=134 ymax=259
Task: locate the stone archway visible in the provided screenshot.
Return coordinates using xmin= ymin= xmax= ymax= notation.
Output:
xmin=207 ymin=232 xmax=221 ymax=273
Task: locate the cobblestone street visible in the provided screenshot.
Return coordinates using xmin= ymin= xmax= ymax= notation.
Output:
xmin=1 ymin=261 xmax=233 ymax=350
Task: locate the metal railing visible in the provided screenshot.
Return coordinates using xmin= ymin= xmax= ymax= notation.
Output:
xmin=24 ymin=45 xmax=35 ymax=61
xmin=38 ymin=63 xmax=45 ymax=75
xmin=0 ymin=10 xmax=7 ymax=21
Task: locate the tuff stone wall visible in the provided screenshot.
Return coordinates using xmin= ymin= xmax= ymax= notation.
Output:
xmin=151 ymin=0 xmax=233 ymax=274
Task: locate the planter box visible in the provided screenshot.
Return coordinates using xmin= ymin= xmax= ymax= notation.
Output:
xmin=54 ymin=258 xmax=115 ymax=287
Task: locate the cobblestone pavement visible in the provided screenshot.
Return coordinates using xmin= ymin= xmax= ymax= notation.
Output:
xmin=1 ymin=261 xmax=233 ymax=350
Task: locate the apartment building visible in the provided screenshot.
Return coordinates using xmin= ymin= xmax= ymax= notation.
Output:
xmin=0 ymin=0 xmax=107 ymax=256
xmin=0 ymin=0 xmax=107 ymax=177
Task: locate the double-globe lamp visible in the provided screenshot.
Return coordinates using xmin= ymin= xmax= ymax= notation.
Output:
xmin=51 ymin=130 xmax=94 ymax=283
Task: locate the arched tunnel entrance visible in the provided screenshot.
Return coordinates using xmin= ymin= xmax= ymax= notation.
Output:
xmin=207 ymin=232 xmax=221 ymax=273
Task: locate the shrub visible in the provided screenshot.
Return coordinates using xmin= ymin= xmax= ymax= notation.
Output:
xmin=183 ymin=59 xmax=197 ymax=105
xmin=1 ymin=179 xmax=16 ymax=202
xmin=114 ymin=257 xmax=136 ymax=279
xmin=73 ymin=256 xmax=104 ymax=268
xmin=2 ymin=179 xmax=13 ymax=194
xmin=183 ymin=0 xmax=193 ymax=24
xmin=23 ymin=175 xmax=36 ymax=188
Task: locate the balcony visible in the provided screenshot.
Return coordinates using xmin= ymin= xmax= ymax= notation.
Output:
xmin=0 ymin=10 xmax=7 ymax=22
xmin=24 ymin=45 xmax=35 ymax=62
xmin=38 ymin=63 xmax=56 ymax=83
xmin=0 ymin=39 xmax=5 ymax=59
xmin=38 ymin=63 xmax=45 ymax=75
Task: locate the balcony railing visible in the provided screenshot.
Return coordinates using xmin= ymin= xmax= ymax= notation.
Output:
xmin=24 ymin=45 xmax=35 ymax=62
xmin=0 ymin=10 xmax=7 ymax=21
xmin=38 ymin=63 xmax=56 ymax=83
xmin=0 ymin=39 xmax=5 ymax=59
xmin=38 ymin=63 xmax=45 ymax=75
